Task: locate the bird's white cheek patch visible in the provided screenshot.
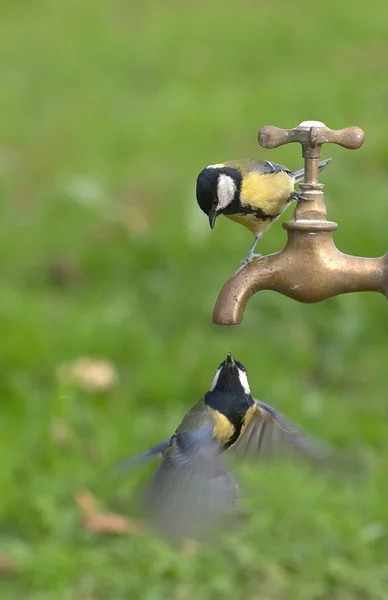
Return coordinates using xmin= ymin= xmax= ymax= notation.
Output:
xmin=217 ymin=174 xmax=236 ymax=211
xmin=210 ymin=368 xmax=221 ymax=391
xmin=238 ymin=369 xmax=251 ymax=395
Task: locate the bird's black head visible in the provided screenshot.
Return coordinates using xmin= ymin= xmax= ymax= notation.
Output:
xmin=196 ymin=166 xmax=242 ymax=229
xmin=205 ymin=352 xmax=254 ymax=434
xmin=208 ymin=351 xmax=251 ymax=397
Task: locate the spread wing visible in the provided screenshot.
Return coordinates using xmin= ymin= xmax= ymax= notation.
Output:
xmin=229 ymin=401 xmax=330 ymax=465
xmin=141 ymin=425 xmax=240 ymax=542
xmin=111 ymin=438 xmax=170 ymax=472
xmin=111 ymin=400 xmax=210 ymax=472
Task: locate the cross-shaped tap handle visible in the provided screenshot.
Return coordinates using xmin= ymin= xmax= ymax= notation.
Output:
xmin=259 ymin=120 xmax=364 ymax=158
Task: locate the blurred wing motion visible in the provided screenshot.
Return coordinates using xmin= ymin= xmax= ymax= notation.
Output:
xmin=141 ymin=424 xmax=240 ymax=542
xmin=230 ymin=401 xmax=330 ymax=464
xmin=111 ymin=439 xmax=170 ymax=472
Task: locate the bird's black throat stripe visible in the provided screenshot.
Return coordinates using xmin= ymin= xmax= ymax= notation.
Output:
xmin=205 ymin=390 xmax=255 ymax=450
xmin=222 ymin=419 xmax=243 ymax=450
xmin=223 ymin=203 xmax=281 ymax=222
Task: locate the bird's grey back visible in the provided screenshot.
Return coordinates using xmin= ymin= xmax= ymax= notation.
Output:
xmin=173 ymin=398 xmax=212 ymax=435
xmin=246 ymin=158 xmax=291 ymax=175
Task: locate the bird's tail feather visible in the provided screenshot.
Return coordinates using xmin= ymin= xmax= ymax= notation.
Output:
xmin=291 ymin=158 xmax=332 ymax=183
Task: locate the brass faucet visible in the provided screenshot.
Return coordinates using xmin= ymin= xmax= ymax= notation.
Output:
xmin=213 ymin=121 xmax=388 ymax=325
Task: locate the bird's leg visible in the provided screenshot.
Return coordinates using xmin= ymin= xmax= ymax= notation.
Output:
xmin=241 ymin=233 xmax=263 ymax=265
xmin=290 ymin=191 xmax=309 ymax=202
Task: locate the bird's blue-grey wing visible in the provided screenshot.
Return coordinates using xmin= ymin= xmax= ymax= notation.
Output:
xmin=142 ymin=425 xmax=240 ymax=541
xmin=111 ymin=438 xmax=170 ymax=472
xmin=247 ymin=159 xmax=291 ymax=175
xmin=229 ymin=401 xmax=330 ymax=464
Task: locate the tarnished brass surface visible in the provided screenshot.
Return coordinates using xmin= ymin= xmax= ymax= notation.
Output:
xmin=213 ymin=233 xmax=388 ymax=325
xmin=259 ymin=123 xmax=364 ymax=157
xmin=213 ymin=121 xmax=388 ymax=325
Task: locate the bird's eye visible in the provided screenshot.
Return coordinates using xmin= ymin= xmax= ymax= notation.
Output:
xmin=212 ymin=198 xmax=218 ymax=206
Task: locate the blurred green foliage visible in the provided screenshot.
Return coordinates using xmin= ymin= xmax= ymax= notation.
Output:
xmin=0 ymin=0 xmax=388 ymax=598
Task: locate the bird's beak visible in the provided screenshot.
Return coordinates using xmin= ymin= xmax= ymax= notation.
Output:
xmin=226 ymin=351 xmax=235 ymax=366
xmin=208 ymin=207 xmax=217 ymax=229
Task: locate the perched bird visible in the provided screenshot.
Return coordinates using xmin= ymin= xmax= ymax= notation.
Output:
xmin=114 ymin=352 xmax=329 ymax=542
xmin=196 ymin=158 xmax=332 ymax=264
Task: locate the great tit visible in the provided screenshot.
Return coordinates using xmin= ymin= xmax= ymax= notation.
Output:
xmin=196 ymin=158 xmax=332 ymax=264
xmin=114 ymin=352 xmax=329 ymax=542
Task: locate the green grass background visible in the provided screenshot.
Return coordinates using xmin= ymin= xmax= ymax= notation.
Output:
xmin=1 ymin=1 xmax=388 ymax=598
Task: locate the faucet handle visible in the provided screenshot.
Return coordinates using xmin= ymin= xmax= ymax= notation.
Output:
xmin=259 ymin=121 xmax=364 ymax=158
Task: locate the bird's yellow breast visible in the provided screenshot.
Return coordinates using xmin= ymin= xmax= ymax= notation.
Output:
xmin=241 ymin=171 xmax=293 ymax=212
xmin=209 ymin=408 xmax=235 ymax=445
xmin=240 ymin=404 xmax=257 ymax=436
xmin=209 ymin=404 xmax=258 ymax=447
xmin=225 ymin=212 xmax=269 ymax=234
xmin=224 ymin=171 xmax=294 ymax=234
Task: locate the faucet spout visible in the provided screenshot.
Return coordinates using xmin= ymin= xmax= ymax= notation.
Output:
xmin=213 ymin=223 xmax=388 ymax=325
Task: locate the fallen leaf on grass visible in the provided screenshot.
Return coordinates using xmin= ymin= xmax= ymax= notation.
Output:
xmin=180 ymin=539 xmax=199 ymax=555
xmin=56 ymin=357 xmax=119 ymax=393
xmin=0 ymin=556 xmax=17 ymax=574
xmin=49 ymin=420 xmax=70 ymax=446
xmin=75 ymin=489 xmax=101 ymax=514
xmin=74 ymin=489 xmax=199 ymax=553
xmin=75 ymin=489 xmax=146 ymax=536
xmin=84 ymin=511 xmax=146 ymax=535
xmin=46 ymin=258 xmax=81 ymax=288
